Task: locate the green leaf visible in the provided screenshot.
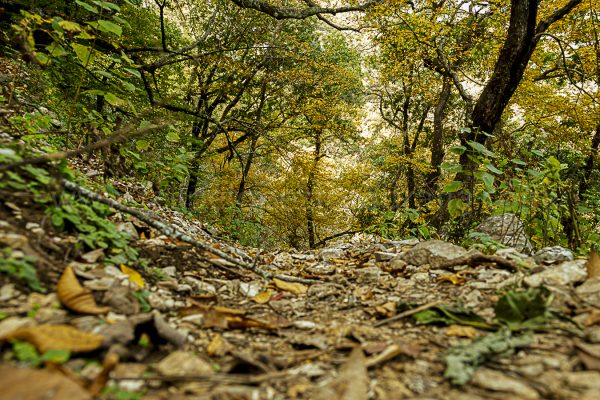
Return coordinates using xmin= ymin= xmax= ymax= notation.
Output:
xmin=480 ymin=172 xmax=495 ymax=190
xmin=467 ymin=140 xmax=495 ymax=157
xmin=75 ymin=0 xmax=99 ymax=13
xmin=444 ymin=330 xmax=532 ymax=385
xmin=35 ymin=52 xmax=49 ymax=65
xmin=12 ymin=341 xmax=40 ymax=366
xmin=94 ymin=70 xmax=113 ymax=79
xmin=112 ymin=15 xmax=131 ymax=29
xmin=494 ymin=287 xmax=552 ymax=331
xmin=484 ymin=163 xmax=502 ymax=174
xmin=41 ymin=349 xmax=71 ymax=364
xmin=448 ymin=198 xmax=468 ymax=218
xmin=97 ymin=20 xmax=122 ymax=36
xmin=440 ymin=162 xmax=463 ymax=173
xmin=135 ymin=140 xmax=150 ymax=151
xmin=71 ymin=43 xmax=93 ymax=65
xmin=449 ymin=145 xmax=467 ymax=155
xmin=92 ymin=0 xmax=121 ymax=11
xmin=58 ymin=20 xmax=82 ymax=32
xmin=104 ymin=92 xmax=125 ymax=106
xmin=46 ymin=42 xmax=68 ymax=57
xmin=166 ymin=130 xmax=180 ymax=143
xmin=511 ymin=158 xmax=526 ymax=166
xmin=413 ymin=304 xmax=493 ymax=329
xmin=442 ymin=181 xmax=463 ymax=193
xmin=124 ymin=67 xmax=141 ymax=78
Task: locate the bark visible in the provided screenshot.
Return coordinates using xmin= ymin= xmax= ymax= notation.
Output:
xmin=235 ymin=134 xmax=259 ymax=208
xmin=579 ymin=125 xmax=600 ymax=197
xmin=426 ymin=77 xmax=451 ymax=192
xmin=306 ymin=131 xmax=322 ymax=249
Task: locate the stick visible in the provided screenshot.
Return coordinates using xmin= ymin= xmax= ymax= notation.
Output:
xmin=374 ymin=300 xmax=444 ymax=327
xmin=62 ymin=179 xmax=318 ymax=284
xmin=437 ymin=252 xmax=519 ymax=271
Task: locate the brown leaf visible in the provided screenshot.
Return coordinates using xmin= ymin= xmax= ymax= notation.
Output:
xmin=271 ymin=278 xmax=308 ymax=295
xmin=587 ymin=250 xmax=600 ymax=279
xmin=179 ymin=304 xmax=276 ymax=330
xmin=57 ymin=266 xmax=111 ymax=315
xmin=585 ymin=309 xmax=600 ymax=327
xmin=313 ymin=347 xmax=368 ymax=400
xmin=0 ymin=365 xmax=91 ymax=400
xmin=576 ymin=341 xmax=600 ymax=371
xmin=446 ymin=325 xmax=479 ymax=338
xmin=206 ymin=334 xmax=232 ymax=357
xmin=252 ymin=289 xmax=274 ymax=304
xmin=437 ymin=272 xmax=467 ymax=285
xmin=0 ymin=324 xmax=104 ymax=353
xmin=88 ymin=352 xmax=120 ymax=396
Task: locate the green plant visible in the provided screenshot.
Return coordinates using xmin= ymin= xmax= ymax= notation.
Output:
xmin=11 ymin=341 xmax=70 ymax=367
xmin=101 ymin=384 xmax=144 ymax=400
xmin=0 ymin=248 xmax=45 ymax=292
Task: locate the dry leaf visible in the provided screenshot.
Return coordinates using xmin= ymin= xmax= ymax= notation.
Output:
xmin=313 ymin=347 xmax=368 ymax=400
xmin=80 ymin=248 xmax=104 ymax=263
xmin=446 ymin=325 xmax=479 ymax=338
xmin=207 ymin=334 xmax=232 ymax=357
xmin=437 ymin=273 xmax=467 ymax=285
xmin=587 ymin=250 xmax=600 ymax=279
xmin=88 ymin=352 xmax=120 ymax=396
xmin=57 ymin=266 xmax=111 ymax=315
xmin=120 ymin=264 xmax=145 ymax=288
xmin=0 ymin=365 xmax=91 ymax=400
xmin=374 ymin=302 xmax=397 ymax=318
xmin=585 ymin=309 xmax=600 ymax=327
xmin=0 ymin=324 xmax=104 ymax=353
xmin=272 ymin=278 xmax=308 ymax=295
xmin=252 ymin=289 xmax=274 ymax=304
xmin=179 ymin=304 xmax=276 ymax=330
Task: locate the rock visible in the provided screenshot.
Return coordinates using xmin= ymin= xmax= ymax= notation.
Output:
xmin=564 ymin=371 xmax=600 ymax=390
xmin=319 ymin=247 xmax=346 ymax=261
xmin=239 ymin=282 xmax=262 ymax=297
xmin=0 ymin=317 xmax=35 ymax=337
xmin=401 ymin=240 xmax=467 ymax=268
xmin=162 ymin=266 xmax=177 ymax=277
xmin=576 ymin=276 xmax=600 ymax=307
xmin=374 ymin=251 xmax=397 ymax=262
xmin=102 ymin=286 xmax=140 ymax=315
xmin=355 ymin=267 xmax=382 ymax=284
xmin=34 ymin=308 xmax=68 ymax=324
xmin=410 ymin=272 xmax=430 ymax=284
xmin=116 ymin=222 xmax=138 ymax=238
xmin=0 ymin=284 xmax=20 ymax=302
xmin=156 ymin=351 xmax=213 ymax=376
xmin=474 ymin=214 xmax=533 ymax=254
xmin=495 ymin=248 xmax=536 ymax=268
xmin=472 ymin=368 xmax=539 ymax=399
xmin=525 ymin=260 xmax=587 ymax=287
xmin=533 ymin=246 xmax=574 ymax=264
xmin=0 ymin=233 xmax=28 ymax=248
xmin=294 ymin=320 xmax=317 ymax=330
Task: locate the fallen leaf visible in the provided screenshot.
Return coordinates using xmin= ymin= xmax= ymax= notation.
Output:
xmin=120 ymin=264 xmax=145 ymax=288
xmin=252 ymin=289 xmax=274 ymax=304
xmin=207 ymin=334 xmax=232 ymax=357
xmin=0 ymin=324 xmax=104 ymax=353
xmin=374 ymin=302 xmax=397 ymax=318
xmin=587 ymin=250 xmax=600 ymax=279
xmin=88 ymin=352 xmax=120 ymax=395
xmin=447 ymin=325 xmax=479 ymax=338
xmin=271 ymin=278 xmax=308 ymax=295
xmin=313 ymin=347 xmax=368 ymax=400
xmin=179 ymin=304 xmax=276 ymax=330
xmin=0 ymin=364 xmax=91 ymax=400
xmin=57 ymin=266 xmax=111 ymax=315
xmin=365 ymin=342 xmax=421 ymax=368
xmin=585 ymin=310 xmax=600 ymax=327
xmin=437 ymin=273 xmax=467 ymax=285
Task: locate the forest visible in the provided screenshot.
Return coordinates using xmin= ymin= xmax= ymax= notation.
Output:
xmin=0 ymin=0 xmax=600 ymax=399
xmin=1 ymin=0 xmax=597 ymax=251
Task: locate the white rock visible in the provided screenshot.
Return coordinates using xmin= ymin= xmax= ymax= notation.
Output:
xmin=472 ymin=368 xmax=539 ymax=399
xmin=294 ymin=320 xmax=317 ymax=330
xmin=534 ymin=246 xmax=574 ymax=264
xmin=239 ymin=282 xmax=262 ymax=297
xmin=401 ymin=240 xmax=466 ymax=268
xmin=525 ymin=260 xmax=587 ymax=287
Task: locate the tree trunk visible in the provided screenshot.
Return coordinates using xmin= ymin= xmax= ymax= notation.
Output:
xmin=235 ymin=134 xmax=259 ymax=208
xmin=426 ymin=77 xmax=451 ymax=192
xmin=306 ymin=131 xmax=322 ymax=249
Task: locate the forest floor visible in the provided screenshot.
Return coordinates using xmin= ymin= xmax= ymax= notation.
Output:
xmin=1 ymin=171 xmax=600 ymax=400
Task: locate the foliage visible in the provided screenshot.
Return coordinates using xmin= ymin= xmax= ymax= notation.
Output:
xmin=0 ymin=248 xmax=44 ymax=292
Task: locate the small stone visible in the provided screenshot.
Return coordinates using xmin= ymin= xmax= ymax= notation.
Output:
xmin=474 ymin=214 xmax=533 ymax=254
xmin=116 ymin=222 xmax=138 ymax=238
xmin=472 ymin=368 xmax=539 ymax=399
xmin=374 ymin=251 xmax=396 ymax=262
xmin=411 ymin=272 xmax=430 ymax=283
xmin=239 ymin=282 xmax=262 ymax=297
xmin=401 ymin=240 xmax=466 ymax=268
xmin=175 ymin=284 xmax=193 ymax=293
xmin=0 ymin=233 xmax=28 ymax=248
xmin=319 ymin=247 xmax=346 ymax=261
xmin=534 ymin=246 xmax=574 ymax=264
xmin=294 ymin=320 xmax=317 ymax=330
xmin=577 ymin=276 xmax=600 ymax=308
xmin=355 ymin=267 xmax=382 ymax=283
xmin=34 ymin=308 xmax=68 ymax=324
xmin=0 ymin=317 xmax=35 ymax=337
xmin=0 ymin=284 xmax=20 ymax=302
xmin=525 ymin=260 xmax=587 ymax=287
xmin=162 ymin=266 xmax=177 ymax=277
xmin=156 ymin=351 xmax=213 ymax=376
xmin=84 ymin=277 xmax=116 ymax=291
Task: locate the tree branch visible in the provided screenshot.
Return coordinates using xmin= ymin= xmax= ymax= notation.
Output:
xmin=229 ymin=0 xmax=381 ymax=20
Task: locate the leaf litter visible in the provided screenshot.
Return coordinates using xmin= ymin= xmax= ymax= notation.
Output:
xmin=2 ymin=180 xmax=600 ymax=399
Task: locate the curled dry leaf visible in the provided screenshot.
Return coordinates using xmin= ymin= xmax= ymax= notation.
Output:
xmin=88 ymin=352 xmax=120 ymax=396
xmin=271 ymin=278 xmax=308 ymax=295
xmin=57 ymin=266 xmax=111 ymax=315
xmin=120 ymin=264 xmax=145 ymax=288
xmin=586 ymin=250 xmax=600 ymax=279
xmin=0 ymin=364 xmax=91 ymax=400
xmin=0 ymin=324 xmax=104 ymax=353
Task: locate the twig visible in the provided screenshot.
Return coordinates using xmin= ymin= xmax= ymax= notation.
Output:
xmin=374 ymin=300 xmax=444 ymax=327
xmin=62 ymin=179 xmax=318 ymax=284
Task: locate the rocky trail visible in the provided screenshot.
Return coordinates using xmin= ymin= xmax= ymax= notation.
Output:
xmin=1 ymin=178 xmax=600 ymax=400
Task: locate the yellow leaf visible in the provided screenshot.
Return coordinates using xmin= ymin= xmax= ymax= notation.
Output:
xmin=587 ymin=250 xmax=600 ymax=279
xmin=446 ymin=325 xmax=478 ymax=338
xmin=252 ymin=289 xmax=274 ymax=304
xmin=57 ymin=266 xmax=111 ymax=315
xmin=120 ymin=264 xmax=145 ymax=288
xmin=272 ymin=278 xmax=308 ymax=295
xmin=0 ymin=324 xmax=104 ymax=353
xmin=437 ymin=273 xmax=467 ymax=285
